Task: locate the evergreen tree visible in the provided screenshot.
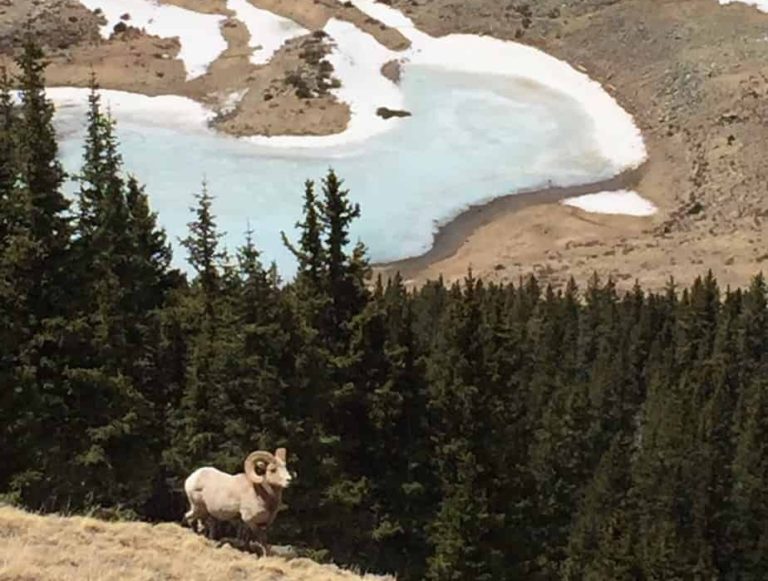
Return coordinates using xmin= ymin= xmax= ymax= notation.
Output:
xmin=283 ymin=179 xmax=325 ymax=291
xmin=169 ymin=183 xmax=236 ymax=483
xmin=426 ymin=273 xmax=505 ymax=581
xmin=0 ymin=67 xmax=17 ymax=237
xmin=729 ymin=376 xmax=768 ymax=579
xmin=0 ymin=67 xmax=18 ymax=490
xmin=347 ymin=275 xmax=433 ymax=578
xmin=318 ymin=169 xmax=369 ymax=348
xmin=280 ymin=170 xmax=374 ymax=563
xmin=1 ymin=36 xmax=74 ymax=507
xmin=223 ymin=229 xmax=290 ymax=457
xmin=181 ymin=183 xmax=227 ymax=319
xmin=563 ymin=432 xmax=639 ymax=580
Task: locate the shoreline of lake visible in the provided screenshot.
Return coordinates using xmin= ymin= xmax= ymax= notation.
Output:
xmin=373 ymin=164 xmax=646 ymax=281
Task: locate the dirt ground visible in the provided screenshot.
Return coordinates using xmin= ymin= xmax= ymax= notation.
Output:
xmin=4 ymin=0 xmax=768 ymax=291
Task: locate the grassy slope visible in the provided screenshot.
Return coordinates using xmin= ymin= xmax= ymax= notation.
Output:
xmin=0 ymin=505 xmax=393 ymax=581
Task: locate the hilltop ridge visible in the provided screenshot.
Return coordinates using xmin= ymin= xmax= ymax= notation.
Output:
xmin=0 ymin=505 xmax=394 ymax=580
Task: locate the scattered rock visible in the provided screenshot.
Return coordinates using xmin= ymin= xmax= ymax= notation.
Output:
xmin=376 ymin=106 xmax=411 ymax=119
xmin=381 ymin=60 xmax=402 ymax=84
xmin=270 ymin=545 xmax=298 ymax=559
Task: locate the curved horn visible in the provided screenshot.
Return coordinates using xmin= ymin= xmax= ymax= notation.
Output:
xmin=244 ymin=451 xmax=276 ymax=484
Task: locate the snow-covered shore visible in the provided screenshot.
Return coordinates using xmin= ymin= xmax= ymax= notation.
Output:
xmin=336 ymin=0 xmax=646 ymax=170
xmin=244 ymin=18 xmax=406 ymax=148
xmin=719 ymin=0 xmax=768 ymax=12
xmin=47 ymin=87 xmax=213 ymax=132
xmin=78 ymin=0 xmax=228 ymax=79
xmin=77 ymin=0 xmax=309 ymax=76
xmin=60 ymin=0 xmax=652 ymax=221
xmin=73 ymin=0 xmax=646 ymax=172
xmin=226 ymin=0 xmax=307 ymax=65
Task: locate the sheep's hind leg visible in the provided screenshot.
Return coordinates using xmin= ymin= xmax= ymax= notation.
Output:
xmin=183 ymin=506 xmax=205 ymax=533
xmin=204 ymin=517 xmax=222 ymax=541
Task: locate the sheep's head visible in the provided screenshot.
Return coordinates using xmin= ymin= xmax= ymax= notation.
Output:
xmin=244 ymin=448 xmax=292 ymax=489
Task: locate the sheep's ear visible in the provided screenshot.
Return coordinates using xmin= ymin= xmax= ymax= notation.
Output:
xmin=275 ymin=448 xmax=287 ymax=462
xmin=255 ymin=460 xmax=268 ymax=474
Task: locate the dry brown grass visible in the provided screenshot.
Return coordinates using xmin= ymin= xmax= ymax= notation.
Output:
xmin=0 ymin=505 xmax=394 ymax=581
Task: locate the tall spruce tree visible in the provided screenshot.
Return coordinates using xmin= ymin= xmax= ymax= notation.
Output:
xmin=426 ymin=273 xmax=506 ymax=581
xmin=169 ymin=183 xmax=236 ymax=483
xmin=729 ymin=375 xmax=768 ymax=579
xmin=72 ymin=86 xmax=179 ymax=515
xmin=317 ymin=169 xmax=369 ymax=347
xmin=221 ymin=229 xmax=290 ymax=458
xmin=0 ymin=67 xmax=18 ymax=489
xmin=280 ymin=170 xmax=374 ymax=562
xmin=1 ymin=36 xmax=74 ymax=508
xmin=0 ymin=67 xmax=16 ymax=235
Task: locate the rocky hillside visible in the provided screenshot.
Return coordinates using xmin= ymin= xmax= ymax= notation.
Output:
xmin=0 ymin=0 xmax=101 ymax=52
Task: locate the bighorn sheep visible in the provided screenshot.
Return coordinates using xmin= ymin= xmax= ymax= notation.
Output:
xmin=183 ymin=448 xmax=292 ymax=554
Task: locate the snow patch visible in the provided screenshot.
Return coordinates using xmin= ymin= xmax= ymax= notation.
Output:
xmin=226 ymin=0 xmax=307 ymax=65
xmin=46 ymin=87 xmax=213 ymax=132
xmin=245 ymin=19 xmax=405 ymax=148
xmin=719 ymin=0 xmax=768 ymax=12
xmin=219 ymin=89 xmax=248 ymax=116
xmin=562 ymin=190 xmax=657 ymax=217
xmin=79 ymin=0 xmax=227 ymax=79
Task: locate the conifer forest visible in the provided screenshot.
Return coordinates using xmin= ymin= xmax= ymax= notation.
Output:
xmin=4 ymin=40 xmax=768 ymax=581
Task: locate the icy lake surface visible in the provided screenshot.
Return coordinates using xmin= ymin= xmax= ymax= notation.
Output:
xmin=55 ymin=67 xmax=618 ymax=275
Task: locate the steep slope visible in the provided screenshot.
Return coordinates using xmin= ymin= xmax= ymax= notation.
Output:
xmin=0 ymin=505 xmax=394 ymax=581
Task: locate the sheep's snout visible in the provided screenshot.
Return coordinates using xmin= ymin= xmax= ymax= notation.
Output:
xmin=269 ymin=464 xmax=293 ymax=488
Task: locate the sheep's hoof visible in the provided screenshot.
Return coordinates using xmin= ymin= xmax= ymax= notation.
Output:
xmin=248 ymin=540 xmax=269 ymax=557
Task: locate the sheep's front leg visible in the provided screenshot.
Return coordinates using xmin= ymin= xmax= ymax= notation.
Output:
xmin=244 ymin=524 xmax=269 ymax=557
xmin=256 ymin=525 xmax=270 ymax=557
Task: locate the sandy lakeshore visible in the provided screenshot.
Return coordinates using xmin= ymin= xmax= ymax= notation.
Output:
xmin=376 ymin=166 xmax=647 ymax=283
xmin=4 ymin=0 xmax=768 ymax=291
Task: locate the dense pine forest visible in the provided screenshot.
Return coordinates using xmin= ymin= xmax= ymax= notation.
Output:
xmin=3 ymin=39 xmax=768 ymax=580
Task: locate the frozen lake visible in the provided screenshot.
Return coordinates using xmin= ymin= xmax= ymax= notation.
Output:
xmin=54 ymin=66 xmax=620 ymax=275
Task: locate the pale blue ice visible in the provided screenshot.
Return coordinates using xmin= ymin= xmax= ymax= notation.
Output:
xmin=55 ymin=67 xmax=617 ymax=277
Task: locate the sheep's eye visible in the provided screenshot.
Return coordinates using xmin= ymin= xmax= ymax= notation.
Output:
xmin=269 ymin=466 xmax=277 ymax=472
